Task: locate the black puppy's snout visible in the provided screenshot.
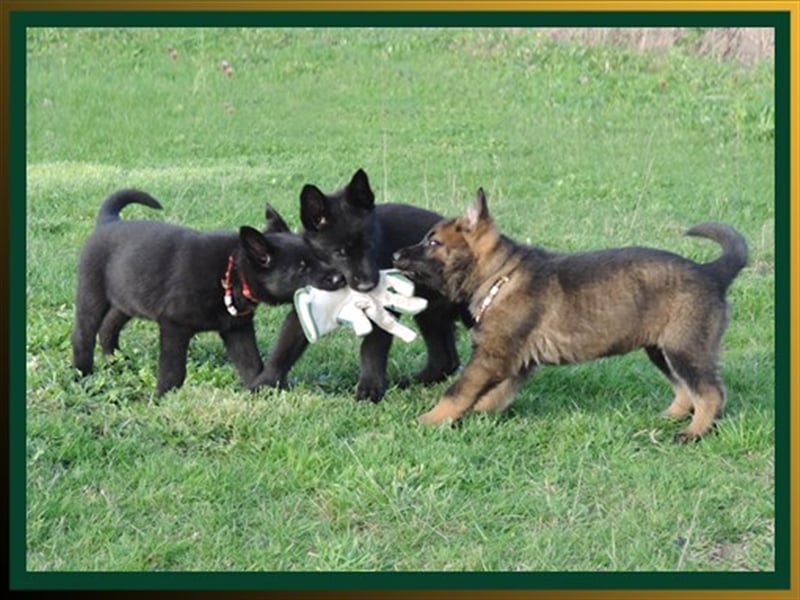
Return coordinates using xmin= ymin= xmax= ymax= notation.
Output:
xmin=351 ymin=269 xmax=379 ymax=292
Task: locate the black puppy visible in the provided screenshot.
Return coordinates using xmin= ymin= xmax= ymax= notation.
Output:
xmin=253 ymin=169 xmax=470 ymax=401
xmin=71 ymin=189 xmax=342 ymax=395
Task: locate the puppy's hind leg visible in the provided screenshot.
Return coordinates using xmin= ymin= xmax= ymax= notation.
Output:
xmin=98 ymin=307 xmax=132 ymax=355
xmin=645 ymin=346 xmax=693 ymax=420
xmin=660 ymin=349 xmax=725 ymax=443
xmin=71 ymin=274 xmax=111 ymax=376
xmin=675 ymin=379 xmax=725 ymax=444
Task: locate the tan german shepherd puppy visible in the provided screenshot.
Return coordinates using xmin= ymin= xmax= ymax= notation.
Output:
xmin=393 ymin=190 xmax=747 ymax=442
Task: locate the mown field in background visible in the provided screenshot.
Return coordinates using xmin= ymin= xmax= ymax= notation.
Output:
xmin=24 ymin=27 xmax=775 ymax=572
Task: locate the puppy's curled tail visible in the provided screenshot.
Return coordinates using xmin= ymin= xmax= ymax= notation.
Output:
xmin=686 ymin=222 xmax=748 ymax=290
xmin=95 ymin=189 xmax=162 ymax=228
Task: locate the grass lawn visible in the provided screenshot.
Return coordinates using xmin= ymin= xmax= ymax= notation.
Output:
xmin=23 ymin=27 xmax=775 ymax=573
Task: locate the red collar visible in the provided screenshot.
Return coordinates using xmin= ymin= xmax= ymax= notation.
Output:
xmin=220 ymin=255 xmax=260 ymax=317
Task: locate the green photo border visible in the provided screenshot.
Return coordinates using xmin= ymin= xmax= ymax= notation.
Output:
xmin=6 ymin=3 xmax=794 ymax=597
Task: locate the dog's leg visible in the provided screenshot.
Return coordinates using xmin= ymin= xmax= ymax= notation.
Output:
xmin=661 ymin=349 xmax=725 ymax=443
xmin=357 ymin=327 xmax=393 ymax=402
xmin=675 ymin=380 xmax=726 ymax=443
xmin=473 ymin=365 xmax=534 ymax=412
xmin=156 ymin=321 xmax=194 ymax=395
xmin=661 ymin=386 xmax=695 ymax=420
xmin=410 ymin=307 xmax=460 ymax=385
xmin=472 ymin=376 xmax=523 ymax=413
xmin=71 ymin=279 xmax=111 ymax=376
xmin=418 ymin=351 xmax=509 ymax=424
xmin=645 ymin=346 xmax=693 ymax=419
xmin=220 ymin=321 xmax=264 ymax=388
xmin=98 ymin=307 xmax=131 ymax=355
xmin=254 ymin=309 xmax=308 ymax=390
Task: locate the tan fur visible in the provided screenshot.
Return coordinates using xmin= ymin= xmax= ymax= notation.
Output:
xmin=400 ymin=190 xmax=746 ymax=443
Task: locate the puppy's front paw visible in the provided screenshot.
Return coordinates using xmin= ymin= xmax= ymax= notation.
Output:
xmin=672 ymin=431 xmax=701 ymax=444
xmin=249 ymin=369 xmax=289 ymax=392
xmin=417 ymin=410 xmax=447 ymax=425
xmin=410 ymin=363 xmax=459 ymax=386
xmin=356 ymin=379 xmax=386 ymax=403
xmin=417 ymin=401 xmax=462 ymax=425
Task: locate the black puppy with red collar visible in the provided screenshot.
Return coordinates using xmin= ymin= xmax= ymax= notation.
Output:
xmin=71 ymin=189 xmax=343 ymax=395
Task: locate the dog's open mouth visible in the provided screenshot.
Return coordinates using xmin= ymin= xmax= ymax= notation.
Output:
xmin=317 ymin=274 xmax=347 ymax=292
xmin=391 ymin=263 xmax=417 ymax=280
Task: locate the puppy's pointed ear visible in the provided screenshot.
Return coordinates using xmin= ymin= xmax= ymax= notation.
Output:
xmin=300 ymin=184 xmax=331 ymax=231
xmin=464 ymin=188 xmax=489 ymax=231
xmin=240 ymin=226 xmax=274 ymax=268
xmin=264 ymin=203 xmax=290 ymax=234
xmin=345 ymin=168 xmax=375 ymax=211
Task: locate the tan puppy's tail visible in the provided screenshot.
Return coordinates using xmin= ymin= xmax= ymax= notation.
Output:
xmin=686 ymin=222 xmax=748 ymax=290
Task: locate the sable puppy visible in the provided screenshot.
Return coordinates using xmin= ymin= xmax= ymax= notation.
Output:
xmin=71 ymin=189 xmax=343 ymax=395
xmin=393 ymin=189 xmax=747 ymax=442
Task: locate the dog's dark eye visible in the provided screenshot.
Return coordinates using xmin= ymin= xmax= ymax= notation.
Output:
xmin=299 ymin=260 xmax=308 ymax=272
xmin=426 ymin=237 xmax=441 ymax=247
xmin=335 ymin=248 xmax=348 ymax=257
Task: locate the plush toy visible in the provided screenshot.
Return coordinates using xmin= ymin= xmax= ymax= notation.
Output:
xmin=294 ymin=269 xmax=428 ymax=343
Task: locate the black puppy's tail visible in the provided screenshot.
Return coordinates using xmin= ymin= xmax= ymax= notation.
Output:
xmin=95 ymin=189 xmax=162 ymax=228
xmin=686 ymin=222 xmax=748 ymax=290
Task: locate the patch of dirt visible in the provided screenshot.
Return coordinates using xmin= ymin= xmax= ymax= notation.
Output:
xmin=538 ymin=28 xmax=774 ymax=66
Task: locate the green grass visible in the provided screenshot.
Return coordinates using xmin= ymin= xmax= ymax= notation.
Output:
xmin=24 ymin=28 xmax=775 ymax=573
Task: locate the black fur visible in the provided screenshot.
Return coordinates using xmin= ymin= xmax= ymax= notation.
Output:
xmin=253 ymin=169 xmax=471 ymax=401
xmin=71 ymin=189 xmax=343 ymax=395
